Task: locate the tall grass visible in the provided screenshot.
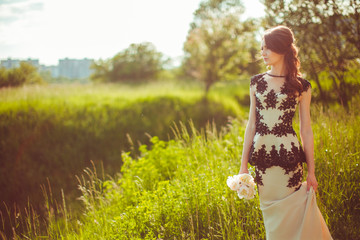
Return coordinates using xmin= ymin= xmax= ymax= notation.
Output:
xmin=0 ymin=80 xmax=246 ymax=238
xmin=310 ymin=98 xmax=360 ymax=239
xmin=1 ymin=80 xmax=359 ymax=239
xmin=6 ymin=95 xmax=358 ymax=239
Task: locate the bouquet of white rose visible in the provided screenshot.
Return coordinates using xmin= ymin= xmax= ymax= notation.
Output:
xmin=226 ymin=173 xmax=256 ymax=200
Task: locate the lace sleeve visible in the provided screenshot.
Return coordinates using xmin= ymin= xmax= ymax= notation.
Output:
xmin=250 ymin=76 xmax=257 ymax=87
xmin=250 ymin=74 xmax=263 ymax=87
xmin=300 ymin=78 xmax=311 ymax=93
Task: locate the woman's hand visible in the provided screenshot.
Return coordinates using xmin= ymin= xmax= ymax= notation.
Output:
xmin=306 ymin=172 xmax=318 ymax=192
xmin=239 ymin=165 xmax=249 ymax=174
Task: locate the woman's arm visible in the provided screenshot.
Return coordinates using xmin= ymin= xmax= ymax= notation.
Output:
xmin=299 ymin=87 xmax=318 ymax=191
xmin=239 ymin=86 xmax=256 ymax=174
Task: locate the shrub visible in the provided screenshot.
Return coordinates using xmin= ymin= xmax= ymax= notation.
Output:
xmin=0 ymin=62 xmax=43 ymax=88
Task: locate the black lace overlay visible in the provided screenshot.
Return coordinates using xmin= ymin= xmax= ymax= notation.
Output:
xmin=250 ymin=74 xmax=268 ymax=94
xmin=255 ymin=108 xmax=297 ymax=138
xmin=248 ymin=73 xmax=309 ymax=188
xmin=264 ymin=90 xmax=277 ymax=109
xmin=254 ymin=168 xmax=264 ymax=186
xmin=299 ymin=78 xmax=311 ymax=93
xmin=250 ymin=73 xmax=266 ymax=87
xmin=249 ymin=142 xmax=305 ymax=176
xmin=279 ymin=95 xmax=297 ymax=111
xmin=255 ymin=95 xmax=264 ymax=110
xmin=256 ymin=79 xmax=267 ymax=94
xmin=255 ymin=109 xmax=270 ymax=136
xmin=272 ymin=111 xmax=297 ymax=137
xmin=280 ymin=81 xmax=294 ymax=96
xmin=287 ymin=165 xmax=303 ymax=190
xmin=279 ymin=78 xmax=311 ymax=98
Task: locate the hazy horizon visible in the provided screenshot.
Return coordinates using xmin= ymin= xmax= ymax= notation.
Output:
xmin=0 ymin=0 xmax=265 ymax=66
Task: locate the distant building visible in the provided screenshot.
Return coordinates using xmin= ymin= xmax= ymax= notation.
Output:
xmin=40 ymin=65 xmax=60 ymax=78
xmin=1 ymin=58 xmax=39 ymax=69
xmin=58 ymin=58 xmax=93 ymax=79
xmin=1 ymin=57 xmax=94 ymax=80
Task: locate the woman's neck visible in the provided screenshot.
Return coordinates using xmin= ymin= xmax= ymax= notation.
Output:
xmin=269 ymin=63 xmax=287 ymax=76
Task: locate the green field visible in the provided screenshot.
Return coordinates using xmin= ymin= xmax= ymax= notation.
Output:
xmin=1 ymin=80 xmax=359 ymax=239
xmin=0 ymin=80 xmax=247 ymax=238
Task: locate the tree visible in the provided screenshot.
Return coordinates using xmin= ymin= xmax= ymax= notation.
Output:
xmin=90 ymin=58 xmax=112 ymax=83
xmin=183 ymin=0 xmax=261 ymax=95
xmin=262 ymin=0 xmax=360 ymax=107
xmin=0 ymin=62 xmax=43 ymax=88
xmin=91 ymin=42 xmax=165 ymax=83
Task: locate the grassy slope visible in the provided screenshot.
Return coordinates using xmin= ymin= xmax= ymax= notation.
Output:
xmin=0 ymin=80 xmax=247 ymax=238
xmin=2 ymin=81 xmax=359 ymax=239
xmin=40 ymin=97 xmax=360 ymax=239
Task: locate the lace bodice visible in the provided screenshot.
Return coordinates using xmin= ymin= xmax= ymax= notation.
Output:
xmin=248 ymin=73 xmax=311 ymax=188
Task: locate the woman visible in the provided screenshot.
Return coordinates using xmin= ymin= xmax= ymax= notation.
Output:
xmin=238 ymin=26 xmax=332 ymax=239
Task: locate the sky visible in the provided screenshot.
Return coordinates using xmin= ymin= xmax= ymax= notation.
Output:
xmin=0 ymin=0 xmax=265 ymax=66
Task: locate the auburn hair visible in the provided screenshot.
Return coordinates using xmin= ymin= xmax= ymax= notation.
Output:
xmin=263 ymin=25 xmax=303 ymax=94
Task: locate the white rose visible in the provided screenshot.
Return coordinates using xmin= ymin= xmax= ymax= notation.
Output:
xmin=227 ymin=173 xmax=257 ymax=200
xmin=238 ymin=184 xmax=256 ymax=200
xmin=226 ymin=175 xmax=240 ymax=191
xmin=239 ymin=174 xmax=252 ymax=184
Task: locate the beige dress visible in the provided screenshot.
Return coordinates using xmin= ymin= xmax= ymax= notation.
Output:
xmin=249 ymin=73 xmax=332 ymax=240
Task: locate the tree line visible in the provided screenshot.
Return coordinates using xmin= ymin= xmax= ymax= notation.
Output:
xmin=1 ymin=0 xmax=359 ymax=107
xmin=89 ymin=0 xmax=360 ymax=106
